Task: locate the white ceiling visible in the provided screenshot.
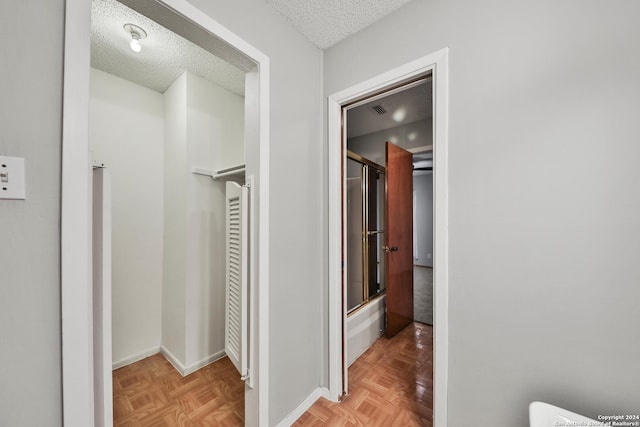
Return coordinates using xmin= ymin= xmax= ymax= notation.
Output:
xmin=91 ymin=0 xmax=245 ymax=95
xmin=347 ymin=80 xmax=432 ymax=139
xmin=266 ymin=0 xmax=414 ymax=49
xmin=90 ymin=0 xmax=416 ymax=95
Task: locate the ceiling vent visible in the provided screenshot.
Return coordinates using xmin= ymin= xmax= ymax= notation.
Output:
xmin=371 ymin=105 xmax=387 ymax=115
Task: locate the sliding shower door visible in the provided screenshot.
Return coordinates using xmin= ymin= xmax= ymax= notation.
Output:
xmin=346 ymin=151 xmax=386 ymax=314
xmin=346 ymin=158 xmax=364 ymax=312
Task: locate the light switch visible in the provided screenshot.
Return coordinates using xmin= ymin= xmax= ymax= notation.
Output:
xmin=0 ymin=156 xmax=26 ymax=200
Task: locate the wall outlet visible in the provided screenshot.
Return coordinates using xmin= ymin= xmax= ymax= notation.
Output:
xmin=0 ymin=156 xmax=26 ymax=200
xmin=427 ymin=253 xmax=432 ymax=259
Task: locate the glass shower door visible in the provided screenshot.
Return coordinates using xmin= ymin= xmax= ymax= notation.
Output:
xmin=346 ymin=158 xmax=364 ymax=312
xmin=346 ymin=152 xmax=386 ymax=315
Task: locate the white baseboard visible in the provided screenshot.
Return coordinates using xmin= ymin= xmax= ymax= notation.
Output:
xmin=112 ymin=345 xmax=226 ymax=377
xmin=112 ymin=345 xmax=160 ymax=370
xmin=159 ymin=345 xmax=186 ymax=375
xmin=160 ymin=346 xmax=226 ymax=377
xmin=275 ymin=387 xmax=330 ymax=427
xmin=183 ymin=349 xmax=226 ymax=376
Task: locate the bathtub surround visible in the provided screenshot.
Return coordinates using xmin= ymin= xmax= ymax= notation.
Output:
xmin=346 ymin=296 xmax=386 ymax=366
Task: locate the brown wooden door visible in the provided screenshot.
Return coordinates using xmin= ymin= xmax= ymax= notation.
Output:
xmin=385 ymin=141 xmax=414 ymax=338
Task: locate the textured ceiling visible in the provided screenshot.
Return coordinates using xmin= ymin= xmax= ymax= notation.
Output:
xmin=91 ymin=0 xmax=245 ymax=95
xmin=266 ymin=0 xmax=414 ymax=49
xmin=347 ymin=80 xmax=432 ymax=139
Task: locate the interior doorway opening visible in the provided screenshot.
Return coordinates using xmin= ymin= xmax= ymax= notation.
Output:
xmin=412 ymin=147 xmax=434 ymax=327
xmin=61 ymin=0 xmax=271 ymax=425
xmin=342 ymin=74 xmax=433 ymax=394
xmin=90 ymin=0 xmax=252 ymax=423
xmin=327 ymin=49 xmax=449 ymax=425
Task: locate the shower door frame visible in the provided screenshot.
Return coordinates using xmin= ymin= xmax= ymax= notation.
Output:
xmin=346 ymin=150 xmax=386 ymax=316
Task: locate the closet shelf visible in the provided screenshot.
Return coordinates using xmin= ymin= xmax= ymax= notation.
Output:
xmin=192 ymin=165 xmax=245 ymax=181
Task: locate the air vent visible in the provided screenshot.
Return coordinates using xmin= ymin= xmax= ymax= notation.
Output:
xmin=371 ymin=105 xmax=387 ymax=115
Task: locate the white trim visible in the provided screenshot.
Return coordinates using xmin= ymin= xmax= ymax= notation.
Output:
xmin=113 ymin=346 xmax=226 ymax=376
xmin=274 ymin=387 xmax=330 ymax=427
xmin=112 ymin=346 xmax=161 ymax=370
xmin=92 ymin=167 xmax=112 ymax=427
xmin=246 ymin=174 xmax=256 ymax=389
xmin=62 ymin=1 xmax=270 ymax=426
xmin=62 ymin=0 xmax=94 ymax=425
xmin=432 ymin=49 xmax=450 ymax=427
xmin=327 ymin=94 xmax=342 ymax=403
xmin=258 ymin=59 xmax=271 ymax=427
xmin=159 ymin=346 xmax=227 ymax=377
xmin=327 ymin=48 xmax=450 ymax=426
xmin=160 ymin=346 xmax=184 ymax=375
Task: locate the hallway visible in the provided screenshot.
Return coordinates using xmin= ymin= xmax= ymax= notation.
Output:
xmin=295 ymin=323 xmax=433 ymax=426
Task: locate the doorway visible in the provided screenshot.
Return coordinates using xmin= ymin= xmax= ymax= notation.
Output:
xmin=342 ymin=74 xmax=431 ymax=379
xmin=327 ymin=49 xmax=449 ymax=425
xmin=61 ymin=0 xmax=270 ymax=425
xmin=412 ymin=148 xmax=434 ymax=326
xmin=89 ymin=0 xmax=249 ymax=422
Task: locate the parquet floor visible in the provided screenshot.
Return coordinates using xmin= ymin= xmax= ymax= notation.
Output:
xmin=112 ymin=354 xmax=244 ymax=426
xmin=294 ymin=322 xmax=433 ymax=426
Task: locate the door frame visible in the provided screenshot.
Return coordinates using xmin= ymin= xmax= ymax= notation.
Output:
xmin=327 ymin=48 xmax=449 ymax=426
xmin=61 ymin=0 xmax=270 ymax=425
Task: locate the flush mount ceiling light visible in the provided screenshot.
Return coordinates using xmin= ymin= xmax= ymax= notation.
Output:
xmin=123 ymin=23 xmax=147 ymax=53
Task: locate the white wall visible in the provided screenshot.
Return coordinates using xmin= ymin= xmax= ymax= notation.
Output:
xmin=0 ymin=1 xmax=64 ymax=425
xmin=326 ymin=0 xmax=640 ymax=423
xmin=185 ymin=72 xmax=244 ymax=368
xmin=162 ymin=71 xmax=245 ymax=372
xmin=88 ymin=68 xmax=244 ymax=373
xmin=89 ymin=68 xmax=165 ymax=365
xmin=348 ymin=118 xmax=432 ymax=166
xmin=413 ymin=173 xmax=433 ymax=267
xmin=11 ymin=0 xmax=326 ymax=424
xmin=185 ymin=1 xmax=325 ymax=423
xmin=162 ymin=72 xmax=188 ymax=364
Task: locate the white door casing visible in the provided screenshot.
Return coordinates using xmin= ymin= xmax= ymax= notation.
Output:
xmin=61 ymin=1 xmax=271 ymax=425
xmin=327 ymin=49 xmax=449 ymax=426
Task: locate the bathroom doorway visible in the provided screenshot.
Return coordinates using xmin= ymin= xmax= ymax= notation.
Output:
xmin=342 ymin=75 xmax=433 ymax=374
xmin=327 ymin=50 xmax=450 ymax=424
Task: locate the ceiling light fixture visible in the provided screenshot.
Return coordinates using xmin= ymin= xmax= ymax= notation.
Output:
xmin=392 ymin=107 xmax=406 ymax=123
xmin=123 ymin=23 xmax=147 ymax=53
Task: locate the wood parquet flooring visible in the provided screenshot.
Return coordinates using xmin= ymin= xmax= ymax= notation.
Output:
xmin=294 ymin=322 xmax=433 ymax=427
xmin=113 ymin=354 xmax=244 ymax=426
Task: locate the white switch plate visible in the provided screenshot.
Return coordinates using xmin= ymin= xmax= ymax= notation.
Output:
xmin=0 ymin=156 xmax=26 ymax=200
